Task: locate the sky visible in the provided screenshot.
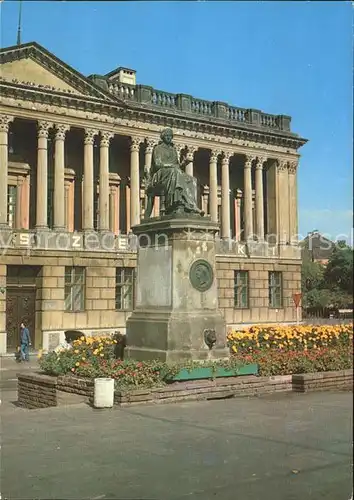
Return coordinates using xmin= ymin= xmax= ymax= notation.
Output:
xmin=1 ymin=1 xmax=352 ymax=242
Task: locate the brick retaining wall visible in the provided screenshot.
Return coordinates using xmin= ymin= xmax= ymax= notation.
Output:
xmin=17 ymin=370 xmax=353 ymax=409
xmin=115 ymin=375 xmax=293 ymax=406
xmin=57 ymin=375 xmax=94 ymax=398
xmin=17 ymin=372 xmax=57 ymax=409
xmin=292 ymin=369 xmax=353 ymax=393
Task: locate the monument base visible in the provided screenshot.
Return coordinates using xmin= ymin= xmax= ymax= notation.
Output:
xmin=126 ymin=217 xmax=229 ymax=364
xmin=126 ymin=309 xmax=229 ymax=362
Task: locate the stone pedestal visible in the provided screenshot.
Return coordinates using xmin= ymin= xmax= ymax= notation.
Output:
xmin=126 ymin=216 xmax=229 ymax=362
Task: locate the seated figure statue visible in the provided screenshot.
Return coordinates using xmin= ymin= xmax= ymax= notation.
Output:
xmin=144 ymin=128 xmax=204 ymax=218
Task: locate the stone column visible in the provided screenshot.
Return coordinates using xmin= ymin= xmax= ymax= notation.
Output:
xmin=0 ymin=115 xmax=14 ymax=227
xmin=116 ymin=179 xmax=121 ymax=234
xmin=15 ymin=179 xmax=23 ymax=229
xmin=186 ymin=146 xmax=197 ymax=176
xmin=53 ymin=124 xmax=70 ymax=231
xmin=277 ymin=159 xmax=290 ymax=244
xmin=64 ymin=181 xmax=69 ymax=231
xmin=252 ymin=190 xmax=256 ymax=235
xmin=130 ymin=137 xmax=142 ymax=227
xmin=209 ymin=150 xmax=219 ymax=223
xmin=144 ymin=138 xmax=155 ymax=173
xmin=255 ymin=156 xmax=266 ymax=240
xmin=36 ymin=121 xmax=52 ymax=230
xmin=221 ymin=152 xmax=232 ymax=239
xmin=288 ymin=160 xmax=298 ymax=244
xmin=235 ymin=188 xmax=242 ymax=242
xmin=99 ymin=131 xmax=113 ymax=232
xmin=202 ymin=186 xmax=209 ymax=214
xmin=83 ymin=129 xmax=98 ymax=232
xmin=243 ymin=155 xmax=255 ymax=241
xmin=22 ymin=176 xmax=30 ymax=229
xmin=109 ymin=185 xmax=116 ymax=233
xmin=126 ymin=180 xmax=131 ymax=233
xmin=66 ymin=178 xmax=75 ymax=232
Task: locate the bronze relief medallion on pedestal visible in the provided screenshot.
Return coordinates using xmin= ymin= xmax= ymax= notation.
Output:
xmin=189 ymin=259 xmax=214 ymax=292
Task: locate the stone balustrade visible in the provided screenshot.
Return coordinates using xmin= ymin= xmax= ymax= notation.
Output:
xmin=104 ymin=82 xmax=292 ymax=132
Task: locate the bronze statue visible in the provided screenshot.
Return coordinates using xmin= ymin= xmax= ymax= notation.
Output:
xmin=144 ymin=128 xmax=204 ymax=218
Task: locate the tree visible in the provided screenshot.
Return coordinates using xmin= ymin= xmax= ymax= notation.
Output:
xmin=301 ymin=241 xmax=353 ymax=313
xmin=301 ymin=257 xmax=327 ymax=309
xmin=324 ymin=242 xmax=353 ymax=295
xmin=301 ymin=257 xmax=325 ymax=292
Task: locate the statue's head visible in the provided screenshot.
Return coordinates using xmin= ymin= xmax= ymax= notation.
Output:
xmin=160 ymin=128 xmax=173 ymax=144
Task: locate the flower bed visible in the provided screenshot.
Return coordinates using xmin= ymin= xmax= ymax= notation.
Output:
xmin=37 ymin=325 xmax=353 ymax=388
xmin=227 ymin=324 xmax=353 ymax=376
xmin=38 ymin=335 xmax=253 ymax=389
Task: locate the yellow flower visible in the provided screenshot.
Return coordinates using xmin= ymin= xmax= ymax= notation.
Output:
xmin=74 ymin=349 xmax=79 ymax=354
xmin=82 ymin=357 xmax=86 ymax=361
xmin=93 ymin=349 xmax=98 ymax=355
xmin=100 ymin=353 xmax=104 ymax=357
xmin=37 ymin=349 xmax=43 ymax=359
xmin=75 ymin=362 xmax=80 ymax=367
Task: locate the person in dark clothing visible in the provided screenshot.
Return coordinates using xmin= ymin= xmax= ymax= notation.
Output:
xmin=20 ymin=322 xmax=31 ymax=362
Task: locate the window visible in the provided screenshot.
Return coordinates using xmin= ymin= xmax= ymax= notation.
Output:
xmin=65 ymin=267 xmax=85 ymax=311
xmin=234 ymin=271 xmax=249 ymax=308
xmin=269 ymin=271 xmax=283 ymax=308
xmin=7 ymin=185 xmax=17 ymax=228
xmin=115 ymin=267 xmax=134 ymax=310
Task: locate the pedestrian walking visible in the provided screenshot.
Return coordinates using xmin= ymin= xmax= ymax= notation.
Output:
xmin=19 ymin=322 xmax=31 ymax=362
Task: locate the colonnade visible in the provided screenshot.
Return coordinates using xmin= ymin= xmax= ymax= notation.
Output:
xmin=0 ymin=114 xmax=297 ymax=241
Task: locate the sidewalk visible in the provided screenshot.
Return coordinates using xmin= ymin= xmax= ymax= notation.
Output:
xmin=0 ymin=354 xmax=38 ymax=371
xmin=0 ymin=355 xmax=39 ymax=391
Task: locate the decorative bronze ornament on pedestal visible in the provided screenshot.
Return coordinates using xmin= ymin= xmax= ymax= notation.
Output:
xmin=189 ymin=259 xmax=214 ymax=292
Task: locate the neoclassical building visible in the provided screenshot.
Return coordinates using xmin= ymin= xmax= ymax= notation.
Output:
xmin=0 ymin=41 xmax=307 ymax=354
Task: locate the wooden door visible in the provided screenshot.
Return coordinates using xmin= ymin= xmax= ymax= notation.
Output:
xmin=6 ymin=288 xmax=36 ymax=350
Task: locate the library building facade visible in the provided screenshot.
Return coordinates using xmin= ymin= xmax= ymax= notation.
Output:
xmin=0 ymin=42 xmax=306 ymax=354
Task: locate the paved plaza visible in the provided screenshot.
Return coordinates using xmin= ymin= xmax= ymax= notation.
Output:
xmin=1 ymin=379 xmax=353 ymax=500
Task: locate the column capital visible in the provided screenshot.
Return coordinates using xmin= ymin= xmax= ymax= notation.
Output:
xmin=130 ymin=136 xmax=143 ymax=152
xmin=38 ymin=121 xmax=52 ymax=139
xmin=288 ymin=160 xmax=298 ymax=174
xmin=0 ymin=115 xmax=14 ymax=132
xmin=186 ymin=145 xmax=198 ymax=160
xmin=54 ymin=124 xmax=70 ymax=141
xmin=100 ymin=131 xmax=114 ymax=147
xmin=221 ymin=151 xmax=233 ymax=163
xmin=145 ymin=138 xmax=157 ymax=153
xmin=256 ymin=156 xmax=267 ymax=169
xmin=174 ymin=143 xmax=185 ymax=155
xmin=210 ymin=149 xmax=221 ymax=162
xmin=245 ymin=154 xmax=256 ymax=168
xmin=277 ymin=159 xmax=288 ymax=172
xmin=236 ymin=188 xmax=243 ymax=200
xmin=84 ymin=128 xmax=99 ymax=145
